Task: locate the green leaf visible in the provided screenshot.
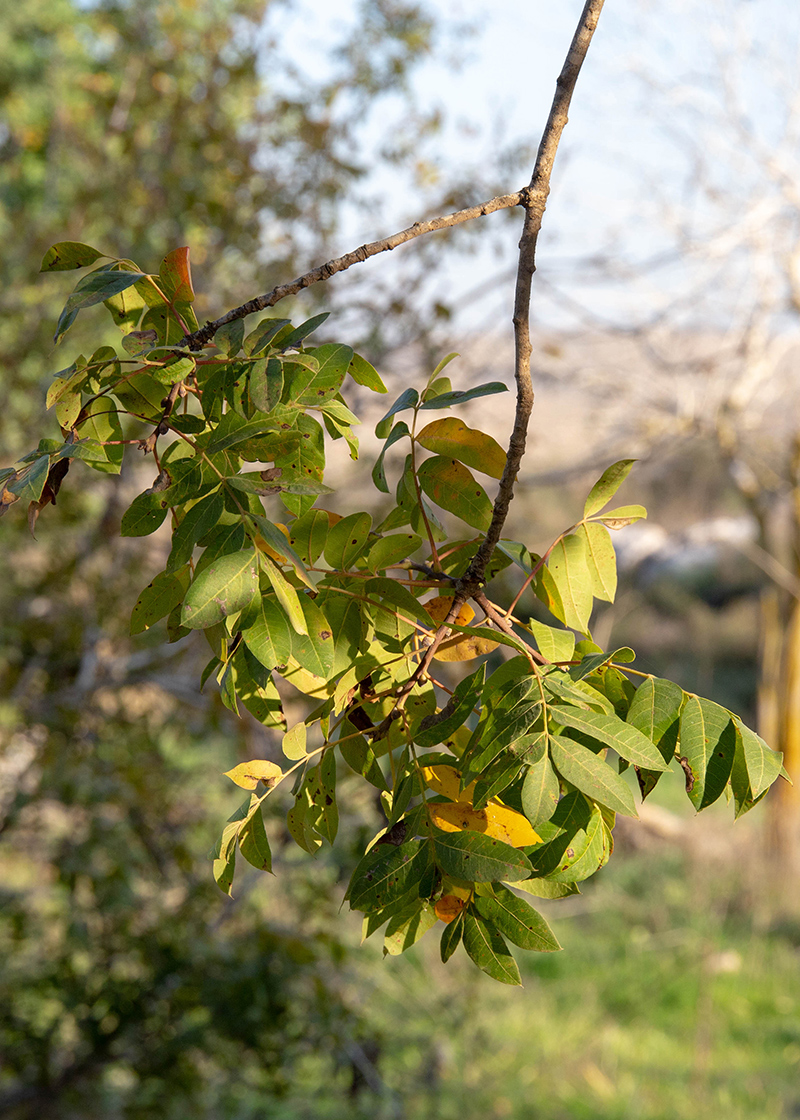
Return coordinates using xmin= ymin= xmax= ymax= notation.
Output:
xmin=323 ymin=511 xmax=372 ymax=570
xmin=462 ymin=908 xmax=521 ymax=985
xmin=288 ymin=509 xmax=329 ymax=565
xmin=417 ymin=456 xmax=492 ymax=531
xmin=384 ymin=900 xmax=438 ymax=956
xmin=372 ymin=420 xmax=410 ymax=493
xmin=679 ymin=696 xmax=737 ymax=810
xmin=440 ymin=909 xmax=465 ymax=962
xmin=75 ymin=397 xmax=124 ymax=474
xmin=282 ymin=311 xmax=330 ymax=347
xmin=348 ymin=840 xmax=431 ymax=912
xmin=166 ymin=490 xmax=224 ymax=571
xmin=120 ymin=491 xmax=170 ymax=538
xmin=249 ymin=356 xmax=283 ymax=413
xmin=592 ymin=505 xmax=647 ymax=529
xmin=131 ymin=565 xmax=191 ymax=635
xmin=375 ymin=388 xmax=419 ymax=439
xmin=349 ymin=352 xmax=387 ymax=393
xmin=551 ymin=706 xmax=670 ymax=771
xmin=626 ymin=676 xmax=683 ymax=798
xmin=472 ymin=756 xmax=527 ymax=810
xmin=549 ymin=734 xmax=638 ymax=817
xmin=286 ymin=784 xmax=322 ymax=855
xmin=41 ymin=241 xmax=106 ymax=272
xmin=547 ymin=533 xmax=593 ymax=633
xmin=307 ymin=750 xmax=338 ymax=843
xmin=576 ymin=521 xmax=617 ymax=602
xmin=241 ymin=595 xmax=292 ymax=669
xmin=510 ymin=878 xmax=579 ymax=900
xmin=215 ymin=319 xmax=245 ymax=356
xmin=212 ymin=814 xmax=239 ymax=896
xmin=249 ymin=514 xmax=313 ymax=587
xmin=475 ymin=884 xmax=561 ymax=951
xmin=236 ymin=662 xmax=286 ymax=729
xmin=532 ymin=793 xmax=609 ymax=883
xmin=261 ymin=556 xmax=307 ymax=636
xmin=367 ymin=532 xmax=422 ymax=571
xmin=365 ymin=576 xmax=431 ymax=637
xmin=6 ymin=455 xmax=50 ymax=504
xmin=293 ymin=343 xmax=353 ymax=404
xmin=583 ymin=459 xmax=635 ymax=517
xmin=528 ymin=619 xmax=575 ymax=664
xmin=417 ymin=418 xmax=506 ymax=480
xmin=521 ymin=753 xmax=561 ymax=828
xmin=204 ymin=413 xmax=279 ymax=454
xmin=416 ymin=663 xmax=487 ymax=749
xmin=315 ymin=590 xmax=365 ymax=675
xmin=543 ymin=669 xmax=614 ymax=713
xmin=55 ymin=268 xmax=147 ymax=343
xmin=431 ymin=827 xmax=532 ymax=883
xmin=243 ymin=317 xmax=291 ymax=356
xmin=181 ymin=548 xmax=259 ymax=630
xmin=290 ymin=595 xmax=335 ymax=678
xmin=419 ymin=381 xmax=508 ymax=410
xmin=238 ymin=803 xmax=273 ymax=872
xmin=338 ymin=730 xmax=387 ymax=790
xmin=735 ymin=719 xmax=782 ymax=798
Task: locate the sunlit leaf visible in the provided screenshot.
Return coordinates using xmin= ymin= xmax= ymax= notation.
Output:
xmin=181 ymin=548 xmax=259 ymax=630
xmin=430 ymin=826 xmax=532 ymax=883
xmin=417 ymin=417 xmax=506 ymax=479
xmin=583 ymin=459 xmax=635 ymax=517
xmin=680 ymin=696 xmax=737 ymax=810
xmin=323 ymin=511 xmax=372 ymax=570
xmin=528 ymin=619 xmax=575 ymax=664
xmin=418 ymin=456 xmax=492 ymax=531
xmin=428 ymin=801 xmax=541 ymax=848
xmin=475 ymin=884 xmax=561 ymax=952
xmin=576 ymin=521 xmax=617 ymax=602
xmin=549 ymin=734 xmax=637 ymax=817
xmin=551 ymin=705 xmax=670 ymax=771
xmin=224 ymin=759 xmax=283 ymax=790
xmin=41 ymin=241 xmax=106 ymax=272
xmin=158 ymin=246 xmax=195 ymax=303
xmin=547 ymin=533 xmax=593 ymax=633
xmin=521 ymin=753 xmax=561 ymax=829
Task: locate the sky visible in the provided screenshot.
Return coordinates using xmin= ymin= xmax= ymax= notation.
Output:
xmin=273 ymin=0 xmax=800 ymax=332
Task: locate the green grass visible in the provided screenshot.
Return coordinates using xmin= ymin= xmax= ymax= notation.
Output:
xmin=284 ymin=817 xmax=800 ymax=1120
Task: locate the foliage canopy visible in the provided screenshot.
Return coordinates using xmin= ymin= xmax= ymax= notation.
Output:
xmin=0 ymin=232 xmax=786 ymax=984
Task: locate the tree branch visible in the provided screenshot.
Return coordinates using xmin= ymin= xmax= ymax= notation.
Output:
xmin=180 ymin=192 xmax=525 ymax=351
xmin=464 ymin=0 xmax=605 ymax=587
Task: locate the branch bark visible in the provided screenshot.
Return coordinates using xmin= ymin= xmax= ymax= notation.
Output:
xmin=180 ymin=192 xmax=524 ymax=351
xmin=464 ymin=0 xmax=606 ymax=588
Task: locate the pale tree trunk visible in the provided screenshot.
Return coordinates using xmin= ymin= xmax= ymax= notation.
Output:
xmin=762 ymin=441 xmax=800 ymax=869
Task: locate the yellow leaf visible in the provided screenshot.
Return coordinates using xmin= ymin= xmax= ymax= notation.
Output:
xmin=429 ymin=801 xmax=541 ymax=848
xmin=435 ymin=895 xmax=467 ymax=923
xmin=422 ymin=764 xmax=474 ymax=802
xmin=417 ymin=417 xmax=507 ymax=479
xmin=253 ymin=522 xmax=291 ymax=564
xmin=434 ymin=630 xmax=499 ymax=662
xmin=423 ymin=596 xmax=499 ymax=661
xmin=278 ymin=658 xmax=331 ymax=699
xmin=224 ymin=759 xmax=283 ymax=790
xmin=425 ymin=595 xmax=475 ymax=626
